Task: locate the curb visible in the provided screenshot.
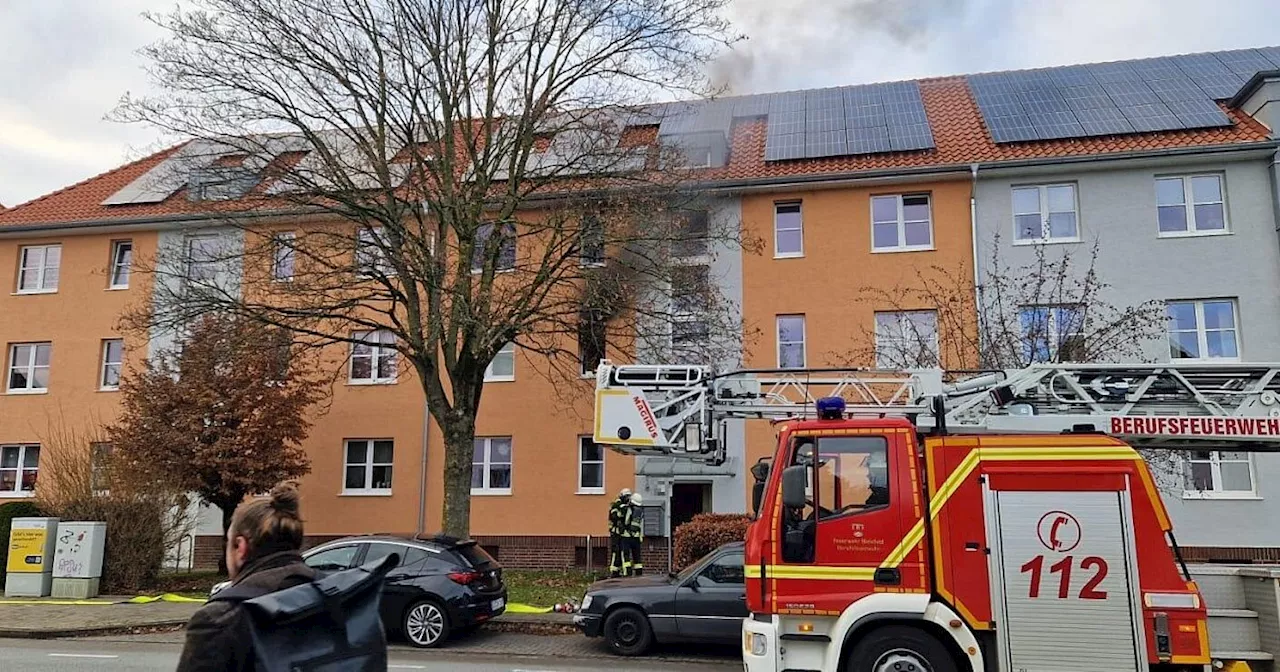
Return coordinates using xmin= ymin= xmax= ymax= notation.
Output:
xmin=0 ymin=621 xmax=188 ymax=640
xmin=486 ymin=618 xmax=578 ymax=636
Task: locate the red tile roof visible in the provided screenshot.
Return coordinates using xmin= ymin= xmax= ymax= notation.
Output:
xmin=0 ymin=77 xmax=1272 ymax=228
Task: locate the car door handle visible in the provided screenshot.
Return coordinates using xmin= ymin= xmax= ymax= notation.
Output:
xmin=738 ymin=595 xmax=746 ymax=600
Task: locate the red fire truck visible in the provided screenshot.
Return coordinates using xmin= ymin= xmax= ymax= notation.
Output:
xmin=593 ymin=362 xmax=1280 ymax=672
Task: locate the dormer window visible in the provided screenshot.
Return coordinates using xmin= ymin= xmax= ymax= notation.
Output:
xmin=188 ymin=164 xmax=260 ymax=201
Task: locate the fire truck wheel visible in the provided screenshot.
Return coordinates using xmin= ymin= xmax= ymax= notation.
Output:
xmin=843 ymin=625 xmax=956 ymax=672
xmin=603 ymin=607 xmax=654 ymax=656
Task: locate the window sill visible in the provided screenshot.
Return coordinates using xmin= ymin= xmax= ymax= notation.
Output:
xmin=578 ymin=261 xmax=607 ymax=269
xmin=576 ymin=489 xmax=606 ymax=496
xmin=1182 ymin=491 xmax=1262 ymax=500
xmin=773 ymin=252 xmax=804 ymax=260
xmin=5 ymin=389 xmax=49 ymax=396
xmin=471 ymin=490 xmax=512 ymax=497
xmin=271 ymin=278 xmax=295 ymax=284
xmin=0 ymin=491 xmax=35 ymax=499
xmin=1157 ymin=229 xmax=1232 ymax=239
xmin=11 ymin=289 xmax=58 ymax=296
xmin=97 ymin=387 xmax=120 ymax=393
xmin=871 ymin=245 xmax=936 ymax=254
xmin=347 ymin=379 xmax=398 ymax=386
xmin=1011 ymin=238 xmax=1081 ymax=246
xmin=106 ymin=286 xmax=130 ymax=292
xmin=1171 ymin=357 xmax=1241 ymax=364
xmin=483 ymin=376 xmax=516 ymax=383
xmin=339 ymin=490 xmax=393 ymax=497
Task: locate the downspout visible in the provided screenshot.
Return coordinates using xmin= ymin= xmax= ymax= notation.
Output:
xmin=970 ymin=163 xmax=984 ymax=364
xmin=416 ymin=399 xmax=430 ymax=538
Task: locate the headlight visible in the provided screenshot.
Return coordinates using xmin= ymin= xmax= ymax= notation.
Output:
xmin=581 ymin=594 xmax=593 ymax=611
xmin=745 ymin=632 xmax=768 ymax=656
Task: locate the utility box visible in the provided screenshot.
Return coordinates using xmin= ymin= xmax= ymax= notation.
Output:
xmin=51 ymin=522 xmax=107 ymax=599
xmin=5 ymin=517 xmax=59 ymax=597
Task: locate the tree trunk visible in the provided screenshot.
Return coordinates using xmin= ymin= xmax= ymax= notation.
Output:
xmin=440 ymin=417 xmax=477 ymax=539
xmin=216 ymin=502 xmax=235 ymax=576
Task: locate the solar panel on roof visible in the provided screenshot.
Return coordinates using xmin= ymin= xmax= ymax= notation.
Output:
xmin=848 ymin=127 xmax=892 ymax=154
xmin=1120 ymin=103 xmax=1183 ymax=132
xmin=1165 ymin=99 xmax=1232 ymax=128
xmin=762 ymin=80 xmax=935 ymax=160
xmin=764 ymin=133 xmax=806 ymax=161
xmin=1074 ymin=107 xmax=1136 ymax=136
xmin=1258 ymin=46 xmax=1280 ymax=68
xmin=806 ymin=129 xmax=848 ymax=157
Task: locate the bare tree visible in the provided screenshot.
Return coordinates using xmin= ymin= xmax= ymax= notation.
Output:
xmin=838 ymin=235 xmax=1165 ymax=370
xmin=114 ymin=0 xmax=743 ymax=537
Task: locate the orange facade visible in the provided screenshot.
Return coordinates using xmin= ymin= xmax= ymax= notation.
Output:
xmin=738 ymin=178 xmax=976 ymax=478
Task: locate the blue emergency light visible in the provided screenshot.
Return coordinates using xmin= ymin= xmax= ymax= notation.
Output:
xmin=816 ymin=397 xmax=845 ymax=420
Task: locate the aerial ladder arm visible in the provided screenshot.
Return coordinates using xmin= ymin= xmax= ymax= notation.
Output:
xmin=593 ymin=360 xmax=1280 ymax=463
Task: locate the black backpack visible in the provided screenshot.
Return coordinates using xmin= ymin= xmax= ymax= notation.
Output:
xmin=211 ymin=554 xmax=396 ymax=672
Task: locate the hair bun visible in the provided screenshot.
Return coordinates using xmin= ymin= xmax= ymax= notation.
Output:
xmin=268 ymin=481 xmax=301 ymax=516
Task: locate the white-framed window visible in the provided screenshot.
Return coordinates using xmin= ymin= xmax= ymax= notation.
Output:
xmin=100 ymin=339 xmax=123 ymax=390
xmin=1013 ymin=184 xmax=1078 ymax=243
xmin=774 ymin=202 xmax=803 ymax=258
xmin=673 ymin=210 xmax=709 ymax=259
xmin=578 ymin=436 xmax=605 ymax=494
xmin=579 ymin=310 xmax=607 ymax=376
xmin=871 ymin=194 xmax=933 ymax=252
xmin=471 ymin=222 xmax=516 ymax=273
xmin=187 ymin=235 xmax=221 ymax=283
xmin=472 ymin=437 xmax=512 ymax=495
xmin=1167 ymin=299 xmax=1238 ymax=361
xmin=350 ymin=330 xmax=397 ymax=383
xmin=7 ymin=342 xmax=51 ymax=393
xmin=17 ymin=244 xmax=60 ymax=293
xmin=1184 ymin=450 xmax=1254 ymax=498
xmin=0 ymin=445 xmax=39 ymax=496
xmin=580 ymin=213 xmax=605 ymax=267
xmin=343 ymin=439 xmax=393 ymax=494
xmin=273 ymin=232 xmax=296 ymax=282
xmin=108 ymin=240 xmax=133 ymax=289
xmin=356 ymin=227 xmax=395 ymax=277
xmin=1157 ymin=174 xmax=1227 ymax=236
xmin=777 ymin=315 xmax=806 ymax=369
xmin=1020 ymin=305 xmax=1085 ymax=363
xmin=485 ymin=342 xmax=516 ymax=382
xmin=874 ymin=310 xmax=939 ymax=368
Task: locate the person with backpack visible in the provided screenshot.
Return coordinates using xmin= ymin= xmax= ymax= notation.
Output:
xmin=177 ymin=482 xmax=391 ymax=671
xmin=622 ymin=492 xmax=644 ymax=576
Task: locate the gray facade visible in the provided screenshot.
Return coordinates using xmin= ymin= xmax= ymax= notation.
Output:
xmin=974 ymin=149 xmax=1280 ymax=548
xmin=635 ymin=197 xmax=748 ymax=527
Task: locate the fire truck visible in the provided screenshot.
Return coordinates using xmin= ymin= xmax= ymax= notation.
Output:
xmin=593 ymin=361 xmax=1280 ymax=672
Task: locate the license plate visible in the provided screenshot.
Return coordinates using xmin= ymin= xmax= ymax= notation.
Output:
xmin=491 ymin=598 xmax=505 ymax=611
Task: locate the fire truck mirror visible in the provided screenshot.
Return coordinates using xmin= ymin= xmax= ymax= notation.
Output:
xmin=751 ymin=482 xmax=765 ymax=516
xmin=781 ymin=465 xmax=807 ymax=510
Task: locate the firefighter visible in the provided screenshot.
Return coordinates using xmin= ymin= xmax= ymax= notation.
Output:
xmin=623 ymin=492 xmax=644 ymax=576
xmin=607 ymin=488 xmax=631 ymax=577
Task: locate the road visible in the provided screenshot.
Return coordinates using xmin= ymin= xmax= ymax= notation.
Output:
xmin=0 ymin=637 xmax=738 ymax=671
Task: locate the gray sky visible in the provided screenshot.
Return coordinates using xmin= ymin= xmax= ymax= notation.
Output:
xmin=1 ymin=0 xmax=1278 ymax=207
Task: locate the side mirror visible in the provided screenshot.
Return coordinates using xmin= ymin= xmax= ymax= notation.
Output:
xmin=781 ymin=465 xmax=807 ymax=510
xmin=751 ymin=482 xmax=766 ymax=516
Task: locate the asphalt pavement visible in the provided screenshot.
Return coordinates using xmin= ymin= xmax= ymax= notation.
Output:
xmin=0 ymin=636 xmax=740 ymax=671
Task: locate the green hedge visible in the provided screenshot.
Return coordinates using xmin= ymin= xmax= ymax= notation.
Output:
xmin=672 ymin=513 xmax=751 ymax=571
xmin=0 ymin=501 xmax=44 ymax=583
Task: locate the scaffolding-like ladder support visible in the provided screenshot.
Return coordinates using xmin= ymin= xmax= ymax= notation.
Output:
xmin=594 ymin=361 xmax=1280 ymax=462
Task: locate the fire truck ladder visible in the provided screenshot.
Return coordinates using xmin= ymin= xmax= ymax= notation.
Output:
xmin=593 ymin=361 xmax=1280 ymax=463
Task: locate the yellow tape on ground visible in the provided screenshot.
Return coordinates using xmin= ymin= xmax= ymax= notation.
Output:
xmin=123 ymin=593 xmax=207 ymax=604
xmin=504 ymin=603 xmax=553 ymax=614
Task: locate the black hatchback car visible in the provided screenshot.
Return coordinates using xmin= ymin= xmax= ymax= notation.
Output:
xmin=574 ymin=542 xmax=747 ymax=656
xmin=300 ymin=535 xmax=507 ymax=648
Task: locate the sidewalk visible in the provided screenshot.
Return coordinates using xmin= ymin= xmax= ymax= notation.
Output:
xmin=0 ymin=597 xmax=199 ymax=638
xmin=0 ymin=598 xmax=575 ymax=639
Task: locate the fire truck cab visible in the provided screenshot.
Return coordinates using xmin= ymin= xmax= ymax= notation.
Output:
xmin=742 ymin=399 xmax=1206 ymax=672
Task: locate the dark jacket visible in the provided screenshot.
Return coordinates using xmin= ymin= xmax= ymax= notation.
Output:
xmin=176 ymin=551 xmax=317 ymax=672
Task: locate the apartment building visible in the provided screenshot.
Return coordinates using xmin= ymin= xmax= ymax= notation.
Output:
xmin=2 ymin=47 xmax=1279 ymax=566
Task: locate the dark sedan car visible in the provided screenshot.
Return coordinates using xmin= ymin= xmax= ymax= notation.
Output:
xmin=574 ymin=542 xmax=747 ymax=656
xmin=301 ymin=535 xmax=506 ymax=648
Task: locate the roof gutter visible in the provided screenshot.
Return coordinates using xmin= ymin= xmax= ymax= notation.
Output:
xmin=0 ymin=207 xmax=318 ymax=237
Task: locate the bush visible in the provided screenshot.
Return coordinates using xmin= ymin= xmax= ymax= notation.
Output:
xmin=53 ymin=498 xmax=168 ymax=593
xmin=0 ymin=501 xmax=44 ymax=583
xmin=673 ymin=513 xmax=751 ymax=571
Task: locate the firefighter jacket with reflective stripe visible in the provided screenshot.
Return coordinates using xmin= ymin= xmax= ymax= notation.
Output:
xmin=624 ymin=505 xmax=643 ymax=539
xmin=608 ymin=496 xmax=629 ymax=536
